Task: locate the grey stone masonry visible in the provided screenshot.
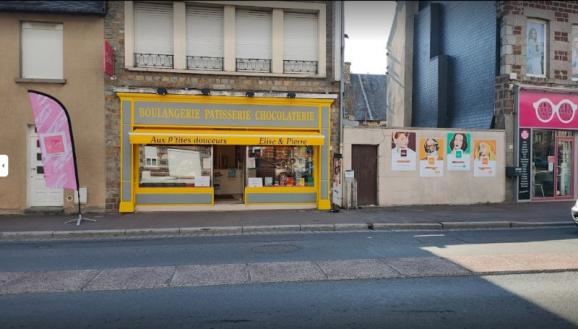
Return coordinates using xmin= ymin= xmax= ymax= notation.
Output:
xmin=103 ymin=1 xmax=341 ymax=211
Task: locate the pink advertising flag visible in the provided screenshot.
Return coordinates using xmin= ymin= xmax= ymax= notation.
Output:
xmin=27 ymin=91 xmax=78 ymax=190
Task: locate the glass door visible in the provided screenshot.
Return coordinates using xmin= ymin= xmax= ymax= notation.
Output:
xmin=555 ymin=137 xmax=574 ymax=199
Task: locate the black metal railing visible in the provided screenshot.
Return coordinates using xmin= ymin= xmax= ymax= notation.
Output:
xmin=187 ymin=56 xmax=224 ymax=71
xmin=283 ymin=60 xmax=318 ymax=74
xmin=134 ymin=53 xmax=174 ymax=69
xmin=236 ymin=58 xmax=272 ymax=73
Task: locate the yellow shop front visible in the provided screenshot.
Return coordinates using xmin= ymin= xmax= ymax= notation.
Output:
xmin=117 ymin=93 xmax=333 ymax=212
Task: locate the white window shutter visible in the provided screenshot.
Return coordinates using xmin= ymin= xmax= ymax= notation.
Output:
xmin=134 ymin=2 xmax=173 ymax=55
xmin=21 ymin=22 xmax=63 ymax=79
xmin=236 ymin=9 xmax=272 ymax=59
xmin=186 ymin=6 xmax=224 ymax=58
xmin=284 ymin=12 xmax=318 ymax=61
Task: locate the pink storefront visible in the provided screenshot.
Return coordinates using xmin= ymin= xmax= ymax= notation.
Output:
xmin=517 ymin=88 xmax=578 ymax=201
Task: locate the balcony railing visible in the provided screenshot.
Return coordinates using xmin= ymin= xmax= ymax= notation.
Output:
xmin=283 ymin=60 xmax=318 ymax=74
xmin=134 ymin=53 xmax=174 ymax=69
xmin=187 ymin=56 xmax=224 ymax=71
xmin=236 ymin=58 xmax=272 ymax=73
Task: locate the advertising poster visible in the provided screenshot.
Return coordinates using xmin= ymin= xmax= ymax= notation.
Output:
xmin=418 ymin=137 xmax=444 ymax=177
xmin=332 ymin=156 xmax=343 ymax=207
xmin=391 ymin=131 xmax=417 ymax=171
xmin=473 ymin=140 xmax=497 ymax=177
xmin=518 ymin=129 xmax=531 ymax=200
xmin=446 ymin=132 xmax=471 ymax=171
xmin=527 ymin=21 xmax=546 ymax=76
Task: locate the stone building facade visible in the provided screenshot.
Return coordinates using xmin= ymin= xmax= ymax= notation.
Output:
xmin=104 ymin=1 xmax=342 ymax=212
xmin=497 ymin=1 xmax=578 ymax=202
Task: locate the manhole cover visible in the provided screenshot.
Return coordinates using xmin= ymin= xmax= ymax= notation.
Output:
xmin=251 ymin=243 xmax=300 ymax=254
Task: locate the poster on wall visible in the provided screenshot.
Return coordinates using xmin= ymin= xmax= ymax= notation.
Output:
xmin=332 ymin=155 xmax=343 ymax=207
xmin=446 ymin=132 xmax=471 ymax=171
xmin=418 ymin=137 xmax=444 ymax=177
xmin=527 ymin=21 xmax=546 ymax=76
xmin=518 ymin=129 xmax=531 ymax=200
xmin=391 ymin=131 xmax=417 ymax=171
xmin=473 ymin=140 xmax=497 ymax=177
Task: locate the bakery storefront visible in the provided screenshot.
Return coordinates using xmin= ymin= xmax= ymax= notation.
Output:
xmin=517 ymin=88 xmax=577 ymax=201
xmin=117 ymin=93 xmax=333 ymax=212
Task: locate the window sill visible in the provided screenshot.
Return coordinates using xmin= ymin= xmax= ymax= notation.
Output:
xmin=15 ymin=78 xmax=67 ymax=84
xmin=125 ymin=66 xmax=326 ymax=79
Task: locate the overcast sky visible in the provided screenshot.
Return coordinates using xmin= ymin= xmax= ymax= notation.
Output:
xmin=344 ymin=1 xmax=397 ymax=75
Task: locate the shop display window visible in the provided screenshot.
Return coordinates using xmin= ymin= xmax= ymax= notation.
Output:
xmin=139 ymin=145 xmax=212 ymax=187
xmin=247 ymin=146 xmax=314 ymax=187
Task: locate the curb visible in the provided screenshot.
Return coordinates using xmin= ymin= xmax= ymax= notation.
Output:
xmin=0 ymin=221 xmax=575 ymax=241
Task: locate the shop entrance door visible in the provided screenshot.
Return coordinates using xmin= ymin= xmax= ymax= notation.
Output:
xmin=213 ymin=146 xmax=245 ymax=203
xmin=351 ymin=145 xmax=378 ymax=206
xmin=555 ymin=137 xmax=574 ymax=199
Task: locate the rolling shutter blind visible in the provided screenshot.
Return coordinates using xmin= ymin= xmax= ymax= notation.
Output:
xmin=186 ymin=6 xmax=224 ymax=57
xmin=236 ymin=9 xmax=272 ymax=59
xmin=21 ymin=22 xmax=63 ymax=79
xmin=134 ymin=2 xmax=173 ymax=55
xmin=284 ymin=12 xmax=318 ymax=61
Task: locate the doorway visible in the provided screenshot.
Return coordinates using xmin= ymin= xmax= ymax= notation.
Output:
xmin=531 ymin=130 xmax=574 ymax=199
xmin=351 ymin=144 xmax=378 ymax=206
xmin=27 ymin=126 xmax=63 ymax=207
xmin=213 ymin=146 xmax=245 ymax=203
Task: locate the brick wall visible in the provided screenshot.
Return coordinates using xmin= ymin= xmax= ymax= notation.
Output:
xmin=104 ymin=1 xmax=340 ymax=211
xmin=498 ymin=1 xmax=578 ymax=85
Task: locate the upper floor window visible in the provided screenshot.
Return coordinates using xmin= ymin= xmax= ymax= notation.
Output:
xmin=236 ymin=9 xmax=273 ymax=73
xmin=134 ymin=2 xmax=174 ymax=69
xmin=21 ymin=22 xmax=63 ymax=79
xmin=526 ymin=19 xmax=547 ymax=78
xmin=283 ymin=12 xmax=319 ymax=74
xmin=186 ymin=5 xmax=224 ymax=71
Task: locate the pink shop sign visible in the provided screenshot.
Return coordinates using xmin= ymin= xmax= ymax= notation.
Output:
xmin=519 ymin=89 xmax=578 ymax=129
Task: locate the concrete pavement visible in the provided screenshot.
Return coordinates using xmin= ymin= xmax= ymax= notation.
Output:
xmin=2 ymin=252 xmax=578 ymax=295
xmin=0 ymin=201 xmax=575 ymax=240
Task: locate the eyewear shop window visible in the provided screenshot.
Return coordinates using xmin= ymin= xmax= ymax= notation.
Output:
xmin=532 ymin=130 xmax=574 ymax=199
xmin=138 ymin=145 xmax=314 ymax=189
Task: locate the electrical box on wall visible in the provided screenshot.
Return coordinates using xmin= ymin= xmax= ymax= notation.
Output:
xmin=74 ymin=187 xmax=88 ymax=204
xmin=0 ymin=155 xmax=7 ymax=177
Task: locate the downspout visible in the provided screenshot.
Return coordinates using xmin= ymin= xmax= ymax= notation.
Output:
xmin=339 ymin=0 xmax=345 ymax=155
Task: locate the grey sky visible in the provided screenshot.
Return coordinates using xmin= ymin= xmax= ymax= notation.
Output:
xmin=345 ymin=1 xmax=396 ymax=74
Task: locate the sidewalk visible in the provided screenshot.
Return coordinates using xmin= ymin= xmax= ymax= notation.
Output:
xmin=0 ymin=201 xmax=575 ymax=239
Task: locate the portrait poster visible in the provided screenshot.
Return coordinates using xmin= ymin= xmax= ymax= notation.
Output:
xmin=391 ymin=131 xmax=417 ymax=171
xmin=527 ymin=21 xmax=545 ymax=76
xmin=418 ymin=137 xmax=444 ymax=177
xmin=473 ymin=140 xmax=497 ymax=177
xmin=571 ymin=25 xmax=578 ymax=80
xmin=446 ymin=132 xmax=471 ymax=171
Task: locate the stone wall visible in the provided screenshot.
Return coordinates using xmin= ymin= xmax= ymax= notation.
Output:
xmin=104 ymin=1 xmax=341 ymax=211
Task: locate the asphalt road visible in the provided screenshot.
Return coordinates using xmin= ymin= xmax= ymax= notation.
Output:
xmin=1 ymin=228 xmax=578 ymax=328
xmin=0 ymin=272 xmax=577 ymax=329
xmin=1 ymin=227 xmax=577 ymax=272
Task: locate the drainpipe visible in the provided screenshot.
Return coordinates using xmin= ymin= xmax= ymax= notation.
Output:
xmin=339 ymin=0 xmax=345 ymax=155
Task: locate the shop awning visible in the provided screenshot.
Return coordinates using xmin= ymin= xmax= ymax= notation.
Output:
xmin=129 ymin=129 xmax=325 ymax=146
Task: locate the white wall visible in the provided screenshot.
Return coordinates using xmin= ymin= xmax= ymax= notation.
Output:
xmin=344 ymin=127 xmax=506 ymax=206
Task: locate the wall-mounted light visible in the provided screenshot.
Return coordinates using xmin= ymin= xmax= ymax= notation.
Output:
xmin=156 ymin=87 xmax=168 ymax=96
xmin=201 ymin=88 xmax=211 ymax=96
xmin=287 ymin=92 xmax=296 ymax=98
xmin=246 ymin=91 xmax=255 ymax=97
